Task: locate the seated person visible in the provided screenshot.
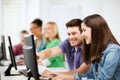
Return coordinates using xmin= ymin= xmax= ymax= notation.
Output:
xmin=13 ymin=30 xmax=28 ymax=65
xmin=37 ymin=19 xmax=90 ymax=78
xmin=53 ymin=14 xmax=120 ymax=80
xmin=73 ymin=14 xmax=120 ymax=80
xmin=40 ymin=22 xmax=65 ymax=67
xmin=30 ymin=18 xmax=46 ymax=52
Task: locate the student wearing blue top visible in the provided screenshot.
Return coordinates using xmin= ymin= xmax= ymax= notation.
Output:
xmin=73 ymin=14 xmax=120 ymax=80
xmin=37 ymin=19 xmax=90 ymax=77
xmin=30 ymin=18 xmax=46 ymax=52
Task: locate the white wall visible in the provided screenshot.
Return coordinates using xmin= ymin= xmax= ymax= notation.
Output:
xmin=1 ymin=0 xmax=120 ymax=44
xmin=101 ymin=0 xmax=120 ymax=43
xmin=0 ymin=0 xmax=3 ymax=43
xmin=3 ymin=0 xmax=26 ymax=44
xmin=44 ymin=0 xmax=120 ymax=42
xmin=39 ymin=0 xmax=120 ymax=42
xmin=25 ymin=0 xmax=41 ymax=30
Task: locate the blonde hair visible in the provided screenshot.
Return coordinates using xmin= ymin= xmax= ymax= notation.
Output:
xmin=44 ymin=22 xmax=60 ymax=42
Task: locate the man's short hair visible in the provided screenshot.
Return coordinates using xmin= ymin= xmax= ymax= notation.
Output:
xmin=66 ymin=19 xmax=82 ymax=31
xmin=21 ymin=30 xmax=28 ymax=34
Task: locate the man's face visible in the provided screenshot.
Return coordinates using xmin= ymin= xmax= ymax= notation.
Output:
xmin=67 ymin=26 xmax=83 ymax=48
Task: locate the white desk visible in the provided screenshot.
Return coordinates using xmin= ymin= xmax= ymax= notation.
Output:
xmin=0 ymin=65 xmax=69 ymax=80
xmin=1 ymin=74 xmax=29 ymax=80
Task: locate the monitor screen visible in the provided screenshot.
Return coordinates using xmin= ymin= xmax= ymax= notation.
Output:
xmin=1 ymin=35 xmax=7 ymax=60
xmin=23 ymin=35 xmax=40 ymax=80
xmin=0 ymin=46 xmax=2 ymax=60
xmin=4 ymin=36 xmax=19 ymax=76
xmin=8 ymin=36 xmax=17 ymax=70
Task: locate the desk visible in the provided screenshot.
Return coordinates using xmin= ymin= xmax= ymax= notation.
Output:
xmin=1 ymin=74 xmax=29 ymax=80
xmin=1 ymin=65 xmax=69 ymax=80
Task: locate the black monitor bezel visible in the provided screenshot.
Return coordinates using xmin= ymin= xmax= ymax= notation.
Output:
xmin=1 ymin=35 xmax=7 ymax=60
xmin=8 ymin=36 xmax=17 ymax=70
xmin=23 ymin=35 xmax=40 ymax=80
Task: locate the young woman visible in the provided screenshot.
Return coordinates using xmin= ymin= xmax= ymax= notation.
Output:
xmin=74 ymin=14 xmax=120 ymax=80
xmin=41 ymin=22 xmax=65 ymax=67
xmin=30 ymin=19 xmax=46 ymax=52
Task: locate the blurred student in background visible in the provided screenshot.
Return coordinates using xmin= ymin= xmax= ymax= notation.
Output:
xmin=13 ymin=30 xmax=28 ymax=57
xmin=13 ymin=30 xmax=28 ymax=65
xmin=40 ymin=22 xmax=65 ymax=67
xmin=30 ymin=18 xmax=46 ymax=52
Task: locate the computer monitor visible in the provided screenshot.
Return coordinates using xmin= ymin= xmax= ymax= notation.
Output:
xmin=23 ymin=35 xmax=51 ymax=80
xmin=24 ymin=35 xmax=33 ymax=46
xmin=4 ymin=36 xmax=20 ymax=76
xmin=23 ymin=35 xmax=40 ymax=80
xmin=0 ymin=46 xmax=2 ymax=60
xmin=0 ymin=35 xmax=7 ymax=60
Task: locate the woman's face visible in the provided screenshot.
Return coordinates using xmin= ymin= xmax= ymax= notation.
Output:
xmin=30 ymin=23 xmax=42 ymax=36
xmin=44 ymin=24 xmax=54 ymax=38
xmin=81 ymin=23 xmax=92 ymax=44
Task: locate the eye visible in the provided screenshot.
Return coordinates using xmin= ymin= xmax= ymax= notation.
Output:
xmin=48 ymin=27 xmax=50 ymax=30
xmin=72 ymin=32 xmax=76 ymax=35
xmin=67 ymin=33 xmax=70 ymax=36
xmin=82 ymin=29 xmax=86 ymax=32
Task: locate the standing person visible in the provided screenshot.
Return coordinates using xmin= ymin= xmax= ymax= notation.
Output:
xmin=41 ymin=22 xmax=65 ymax=67
xmin=37 ymin=19 xmax=89 ymax=76
xmin=74 ymin=14 xmax=120 ymax=80
xmin=30 ymin=18 xmax=46 ymax=52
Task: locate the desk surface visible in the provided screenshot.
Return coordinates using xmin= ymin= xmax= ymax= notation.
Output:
xmin=1 ymin=65 xmax=69 ymax=80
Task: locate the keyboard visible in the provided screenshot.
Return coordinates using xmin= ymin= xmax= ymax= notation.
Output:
xmin=19 ymin=69 xmax=28 ymax=76
xmin=19 ymin=69 xmax=42 ymax=77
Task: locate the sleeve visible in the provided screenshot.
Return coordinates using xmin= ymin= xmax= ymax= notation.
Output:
xmin=74 ymin=65 xmax=94 ymax=80
xmin=96 ymin=48 xmax=120 ymax=80
xmin=46 ymin=39 xmax=64 ymax=67
xmin=58 ymin=39 xmax=69 ymax=53
xmin=74 ymin=47 xmax=120 ymax=80
xmin=42 ymin=59 xmax=51 ymax=66
xmin=13 ymin=45 xmax=18 ymax=56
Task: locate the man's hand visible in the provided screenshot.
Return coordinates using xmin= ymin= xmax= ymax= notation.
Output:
xmin=16 ymin=59 xmax=25 ymax=65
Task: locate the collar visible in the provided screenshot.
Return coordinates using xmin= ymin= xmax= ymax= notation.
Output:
xmin=70 ymin=45 xmax=82 ymax=53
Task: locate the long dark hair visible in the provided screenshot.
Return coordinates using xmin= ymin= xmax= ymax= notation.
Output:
xmin=82 ymin=14 xmax=119 ymax=64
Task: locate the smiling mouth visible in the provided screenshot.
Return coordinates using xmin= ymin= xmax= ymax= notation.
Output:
xmin=70 ymin=40 xmax=76 ymax=43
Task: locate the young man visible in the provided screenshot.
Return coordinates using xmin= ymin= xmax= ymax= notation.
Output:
xmin=13 ymin=30 xmax=28 ymax=56
xmin=37 ymin=19 xmax=89 ymax=77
